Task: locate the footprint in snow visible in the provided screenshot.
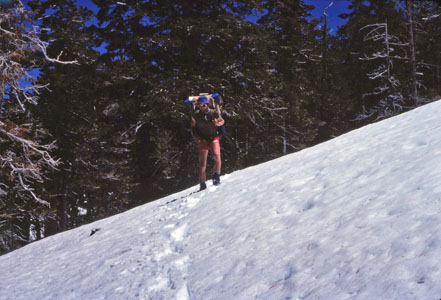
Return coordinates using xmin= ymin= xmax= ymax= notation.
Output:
xmin=186 ymin=196 xmax=200 ymax=208
xmin=171 ymin=222 xmax=189 ymax=242
xmin=176 ymin=282 xmax=191 ymax=300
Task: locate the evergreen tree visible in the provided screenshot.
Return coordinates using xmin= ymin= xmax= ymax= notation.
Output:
xmin=27 ymin=0 xmax=139 ymax=236
xmin=307 ymin=2 xmax=355 ymax=140
xmin=357 ymin=20 xmax=407 ymax=120
xmin=337 ymin=0 xmax=440 ymax=123
xmin=337 ymin=0 xmax=408 ymax=123
xmin=91 ymin=0 xmax=287 ymax=197
xmin=420 ymin=2 xmax=441 ymax=97
xmin=257 ymin=0 xmax=327 ymax=150
xmin=399 ymin=0 xmax=441 ymax=103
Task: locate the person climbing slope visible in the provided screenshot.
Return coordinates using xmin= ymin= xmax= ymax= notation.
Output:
xmin=191 ymin=96 xmax=224 ymax=190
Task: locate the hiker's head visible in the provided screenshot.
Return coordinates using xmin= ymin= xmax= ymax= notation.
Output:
xmin=197 ymin=96 xmax=209 ymax=109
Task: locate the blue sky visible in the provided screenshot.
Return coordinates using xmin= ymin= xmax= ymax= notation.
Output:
xmin=307 ymin=0 xmax=351 ymax=33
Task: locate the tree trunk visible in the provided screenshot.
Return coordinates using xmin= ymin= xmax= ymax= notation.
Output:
xmin=282 ymin=117 xmax=287 ymax=155
xmin=57 ymin=174 xmax=67 ymax=231
xmin=385 ymin=22 xmax=391 ymax=80
xmin=436 ymin=54 xmax=441 ymax=94
xmin=35 ymin=218 xmax=42 ymax=240
xmin=406 ymin=0 xmax=418 ymax=104
xmin=320 ymin=3 xmax=331 ymax=103
xmin=57 ymin=198 xmax=67 ymax=231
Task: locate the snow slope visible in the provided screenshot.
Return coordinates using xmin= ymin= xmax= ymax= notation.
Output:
xmin=2 ymin=100 xmax=441 ymax=300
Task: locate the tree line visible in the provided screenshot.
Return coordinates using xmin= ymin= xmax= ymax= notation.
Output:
xmin=1 ymin=0 xmax=440 ymax=254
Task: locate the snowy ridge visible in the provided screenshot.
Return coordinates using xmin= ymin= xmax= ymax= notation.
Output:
xmin=2 ymin=100 xmax=441 ymax=300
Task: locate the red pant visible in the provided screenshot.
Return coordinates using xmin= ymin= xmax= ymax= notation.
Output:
xmin=198 ymin=137 xmax=220 ymax=151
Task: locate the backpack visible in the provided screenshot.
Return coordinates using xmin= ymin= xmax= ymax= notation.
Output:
xmin=185 ymin=93 xmax=228 ymax=139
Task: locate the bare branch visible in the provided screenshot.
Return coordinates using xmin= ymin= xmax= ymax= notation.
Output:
xmin=1 ymin=3 xmax=66 ymax=205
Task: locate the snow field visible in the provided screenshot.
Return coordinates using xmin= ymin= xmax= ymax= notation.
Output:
xmin=1 ymin=100 xmax=441 ymax=299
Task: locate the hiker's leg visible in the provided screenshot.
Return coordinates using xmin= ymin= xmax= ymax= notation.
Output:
xmin=211 ymin=138 xmax=221 ymax=173
xmin=198 ymin=148 xmax=209 ymax=181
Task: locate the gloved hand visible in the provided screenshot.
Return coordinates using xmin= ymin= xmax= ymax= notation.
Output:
xmin=212 ymin=93 xmax=221 ymax=103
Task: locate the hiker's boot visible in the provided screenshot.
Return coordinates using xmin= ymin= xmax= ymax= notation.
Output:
xmin=213 ymin=172 xmax=220 ymax=186
xmin=200 ymin=181 xmax=207 ymax=191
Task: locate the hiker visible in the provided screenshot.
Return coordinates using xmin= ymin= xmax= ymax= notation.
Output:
xmin=191 ymin=96 xmax=224 ymax=190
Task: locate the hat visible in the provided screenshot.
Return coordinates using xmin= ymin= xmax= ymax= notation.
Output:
xmin=197 ymin=96 xmax=210 ymax=104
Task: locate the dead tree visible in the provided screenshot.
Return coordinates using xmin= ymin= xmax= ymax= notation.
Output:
xmin=0 ymin=1 xmax=76 ymax=205
xmin=357 ymin=22 xmax=408 ymax=121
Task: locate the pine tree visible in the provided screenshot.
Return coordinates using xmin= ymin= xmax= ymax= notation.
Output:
xmin=27 ymin=0 xmax=139 ymax=235
xmin=420 ymin=1 xmax=441 ymax=97
xmin=91 ymin=0 xmax=288 ymax=193
xmin=399 ymin=0 xmax=441 ymax=103
xmin=306 ymin=2 xmax=355 ymax=140
xmin=257 ymin=0 xmax=325 ymax=151
xmin=337 ymin=0 xmax=408 ymax=123
xmin=357 ymin=20 xmax=408 ymax=120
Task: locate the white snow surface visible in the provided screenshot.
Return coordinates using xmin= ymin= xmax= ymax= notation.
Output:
xmin=2 ymin=100 xmax=441 ymax=300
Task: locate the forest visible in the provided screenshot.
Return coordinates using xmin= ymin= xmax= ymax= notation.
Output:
xmin=1 ymin=0 xmax=440 ymax=254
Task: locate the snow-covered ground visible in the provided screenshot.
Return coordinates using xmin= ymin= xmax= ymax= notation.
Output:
xmin=2 ymin=100 xmax=441 ymax=300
